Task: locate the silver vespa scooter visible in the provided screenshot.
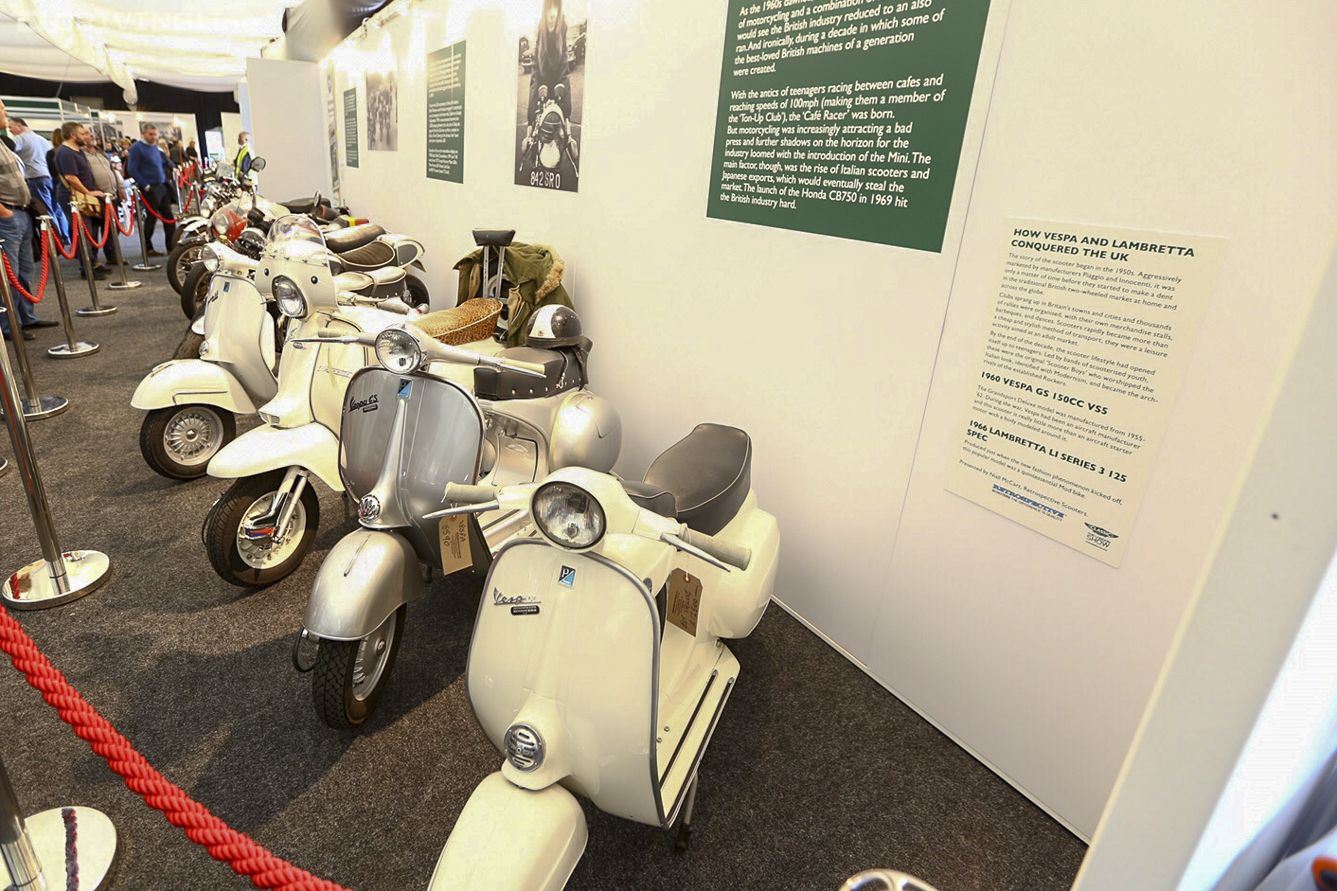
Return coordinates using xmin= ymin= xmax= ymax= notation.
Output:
xmin=296 ymin=303 xmax=622 ymax=728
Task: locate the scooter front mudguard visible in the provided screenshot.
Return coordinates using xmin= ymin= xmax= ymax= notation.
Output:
xmin=305 ymin=529 xmax=424 ymax=641
xmin=207 ymin=422 xmax=343 ymax=490
xmin=428 ymin=771 xmax=587 ymax=891
xmin=130 ymin=360 xmax=257 ymax=414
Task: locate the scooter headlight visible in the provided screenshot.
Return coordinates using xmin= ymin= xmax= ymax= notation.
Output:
xmin=201 ymin=243 xmax=222 ymax=272
xmin=532 ymin=482 xmax=605 ymax=550
xmin=504 ymin=723 xmax=544 ymax=772
xmin=210 ymin=209 xmax=230 ymax=235
xmin=273 ymin=276 xmax=307 ymax=318
xmin=375 ymin=328 xmax=423 ymax=373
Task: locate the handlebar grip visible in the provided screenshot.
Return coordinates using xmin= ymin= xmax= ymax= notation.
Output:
xmin=315 ymin=327 xmax=344 ymax=338
xmin=445 ymin=483 xmax=498 ymax=504
xmin=679 ymin=528 xmax=751 ymax=571
xmin=380 ymin=299 xmax=411 ymax=315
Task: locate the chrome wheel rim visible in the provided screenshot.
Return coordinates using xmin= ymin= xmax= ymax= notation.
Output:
xmin=163 ymin=407 xmax=226 ymax=466
xmin=177 ymin=244 xmax=206 ymax=280
xmin=235 ymin=494 xmax=307 ymax=569
xmin=352 ymin=611 xmax=397 ymax=701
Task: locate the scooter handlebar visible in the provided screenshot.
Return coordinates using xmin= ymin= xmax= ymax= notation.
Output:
xmin=444 ymin=483 xmax=499 ymax=504
xmin=480 ymin=354 xmax=547 ymax=379
xmin=421 ymin=340 xmax=547 ymax=378
xmin=678 ymin=527 xmax=752 ymax=571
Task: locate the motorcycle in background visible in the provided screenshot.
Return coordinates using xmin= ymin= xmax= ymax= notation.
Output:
xmin=296 ymin=302 xmax=621 ymax=728
xmin=424 ymin=426 xmax=780 ymax=889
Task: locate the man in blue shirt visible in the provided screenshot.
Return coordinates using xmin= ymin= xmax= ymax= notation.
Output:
xmin=127 ymin=124 xmax=175 ymax=255
xmin=0 ymin=99 xmax=55 ymax=340
xmin=54 ymin=122 xmax=111 ymax=279
xmin=5 ymin=116 xmax=66 ymax=243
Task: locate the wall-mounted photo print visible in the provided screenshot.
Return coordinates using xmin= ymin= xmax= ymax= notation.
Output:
xmin=367 ymin=68 xmax=399 ymax=152
xmin=515 ymin=0 xmax=586 ymax=192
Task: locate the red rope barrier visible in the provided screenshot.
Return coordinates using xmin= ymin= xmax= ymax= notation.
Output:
xmin=114 ymin=200 xmax=136 ymax=237
xmin=0 ymin=606 xmax=354 ymax=891
xmin=1 ymin=227 xmax=51 ymax=303
xmin=139 ymin=190 xmax=181 ymax=225
xmin=50 ymin=221 xmax=80 ymax=260
xmin=77 ymin=204 xmax=113 ymax=250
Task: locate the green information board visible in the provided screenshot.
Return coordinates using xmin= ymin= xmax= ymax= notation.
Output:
xmin=343 ymin=87 xmax=359 ymax=169
xmin=707 ymin=0 xmax=991 ymax=252
xmin=426 ymin=41 xmax=467 ymax=183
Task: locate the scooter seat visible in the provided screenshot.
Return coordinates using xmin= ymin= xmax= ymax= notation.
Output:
xmin=333 ymin=271 xmax=375 ymax=294
xmin=473 ymin=228 xmax=515 ymax=247
xmin=621 ymin=481 xmax=677 ymax=520
xmin=323 ymin=223 xmax=386 ymax=253
xmin=333 ymin=240 xmax=398 ymax=270
xmin=414 ymin=299 xmax=501 ymax=346
xmin=474 ymin=347 xmax=579 ymax=401
xmin=642 ymin=424 xmax=751 ymax=537
xmin=279 ymin=197 xmax=332 ymax=215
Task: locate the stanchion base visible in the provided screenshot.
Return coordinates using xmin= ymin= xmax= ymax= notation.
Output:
xmin=106 ymin=280 xmax=142 ymax=290
xmin=130 ymin=263 xmax=160 ymax=272
xmin=0 ymin=806 xmax=119 ymax=891
xmin=2 ymin=551 xmax=111 ymax=610
xmin=47 ymin=342 xmax=100 ymax=359
xmin=74 ymin=306 xmax=118 ymax=317
xmin=19 ymin=395 xmax=70 ymax=420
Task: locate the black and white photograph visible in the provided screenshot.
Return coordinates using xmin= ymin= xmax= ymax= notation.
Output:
xmin=366 ymin=67 xmax=399 ymax=151
xmin=515 ymin=0 xmax=586 ymax=192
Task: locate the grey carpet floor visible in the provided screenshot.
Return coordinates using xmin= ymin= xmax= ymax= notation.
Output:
xmin=0 ymin=242 xmax=1087 ymax=890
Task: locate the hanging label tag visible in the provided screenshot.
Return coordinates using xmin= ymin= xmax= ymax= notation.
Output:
xmin=438 ymin=515 xmax=471 ymax=575
xmin=666 ymin=569 xmax=703 ymax=637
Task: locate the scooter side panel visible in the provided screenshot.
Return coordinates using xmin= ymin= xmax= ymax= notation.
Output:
xmin=207 ymin=423 xmax=343 ymax=490
xmin=699 ymin=490 xmax=781 ymax=641
xmin=469 ymin=542 xmax=664 ymax=827
xmin=304 ymin=529 xmax=424 ymax=640
xmin=131 ymin=360 xmax=257 ymax=414
xmin=428 ymin=771 xmax=587 ymax=891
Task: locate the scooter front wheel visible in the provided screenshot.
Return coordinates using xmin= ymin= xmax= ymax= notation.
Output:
xmin=168 ymin=240 xmax=208 ymax=298
xmin=203 ymin=470 xmax=321 ymax=587
xmin=140 ymin=405 xmax=236 ymax=480
xmin=312 ymin=604 xmax=406 ymax=728
xmin=179 ymin=262 xmax=213 ymax=320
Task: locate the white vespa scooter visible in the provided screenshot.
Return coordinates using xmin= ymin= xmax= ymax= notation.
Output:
xmin=200 ymin=215 xmax=424 ymax=587
xmin=296 ymin=305 xmax=622 ymax=728
xmin=425 ymin=426 xmax=780 ymax=889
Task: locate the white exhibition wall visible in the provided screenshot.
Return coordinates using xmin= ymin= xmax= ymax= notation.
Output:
xmin=246 ymin=0 xmax=1337 ymax=839
xmin=244 ymin=58 xmax=333 ymax=202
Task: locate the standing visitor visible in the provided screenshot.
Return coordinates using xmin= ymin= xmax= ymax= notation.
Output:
xmin=0 ymin=99 xmax=55 ymax=340
xmin=54 ymin=122 xmax=110 ymax=279
xmin=127 ymin=124 xmax=176 ymax=255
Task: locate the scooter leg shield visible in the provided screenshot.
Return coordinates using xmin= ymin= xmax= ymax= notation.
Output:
xmin=304 ymin=529 xmax=425 ymax=641
xmin=428 ymin=772 xmax=587 ymax=891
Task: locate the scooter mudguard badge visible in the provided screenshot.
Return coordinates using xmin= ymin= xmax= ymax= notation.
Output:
xmin=397 ymin=378 xmax=412 ymax=399
xmin=558 ymin=566 xmax=576 ymax=587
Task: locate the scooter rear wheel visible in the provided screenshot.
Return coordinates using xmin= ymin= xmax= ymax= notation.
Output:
xmin=168 ymin=240 xmax=208 ymax=297
xmin=203 ymin=470 xmax=321 ymax=587
xmin=140 ymin=405 xmax=236 ymax=480
xmin=312 ymin=604 xmax=406 ymax=728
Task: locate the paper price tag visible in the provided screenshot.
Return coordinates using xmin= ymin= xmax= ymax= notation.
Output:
xmin=438 ymin=515 xmax=471 ymax=576
xmin=666 ymin=569 xmax=703 ymax=637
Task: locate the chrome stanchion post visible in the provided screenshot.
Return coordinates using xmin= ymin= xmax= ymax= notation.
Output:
xmin=40 ymin=219 xmax=98 ymax=360
xmin=130 ymin=186 xmax=159 ymax=272
xmin=0 ymin=247 xmax=68 ymax=420
xmin=0 ymin=753 xmax=118 ymax=891
xmin=70 ymin=204 xmax=115 ymax=318
xmin=105 ymin=201 xmax=141 ymax=291
xmin=0 ymin=306 xmax=109 ymax=609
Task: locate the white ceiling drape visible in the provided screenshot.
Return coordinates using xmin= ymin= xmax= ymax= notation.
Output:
xmin=0 ymin=1 xmax=300 ymax=104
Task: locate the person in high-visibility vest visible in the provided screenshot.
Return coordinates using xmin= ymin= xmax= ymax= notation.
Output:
xmin=234 ymin=131 xmax=253 ymax=179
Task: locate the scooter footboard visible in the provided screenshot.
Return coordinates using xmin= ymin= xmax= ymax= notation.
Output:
xmin=304 ymin=529 xmax=424 ymax=641
xmin=428 ymin=771 xmax=587 ymax=891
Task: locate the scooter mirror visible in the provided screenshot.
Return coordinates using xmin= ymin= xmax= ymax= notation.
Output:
xmin=250 ymin=157 xmax=267 ymax=171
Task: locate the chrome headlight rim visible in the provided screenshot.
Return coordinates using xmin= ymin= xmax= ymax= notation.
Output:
xmin=273 ymin=275 xmax=307 ymax=318
xmin=374 ymin=328 xmax=424 ymax=374
xmin=532 ymin=480 xmax=606 ymax=551
xmin=210 ymin=209 xmax=229 ymax=235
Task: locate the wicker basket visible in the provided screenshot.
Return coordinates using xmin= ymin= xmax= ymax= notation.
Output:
xmin=413 ymin=298 xmax=502 ymax=346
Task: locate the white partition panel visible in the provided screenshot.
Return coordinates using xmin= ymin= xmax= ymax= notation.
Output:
xmin=244 ymin=57 xmax=333 ymax=201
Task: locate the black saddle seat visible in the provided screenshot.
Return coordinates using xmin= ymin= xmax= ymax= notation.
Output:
xmin=334 ymin=240 xmax=397 ymax=271
xmin=621 ymin=481 xmax=677 ymax=521
xmin=279 ymin=197 xmax=331 ymax=215
xmin=473 ymin=347 xmax=583 ymax=401
xmin=334 ymin=268 xmax=404 ymax=300
xmin=643 ymin=425 xmax=751 ymax=537
xmin=473 ymin=228 xmax=515 ymax=247
xmin=324 ymin=223 xmax=386 ymax=254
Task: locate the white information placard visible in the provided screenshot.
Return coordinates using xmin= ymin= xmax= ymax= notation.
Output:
xmin=945 ymin=218 xmax=1226 ymax=566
